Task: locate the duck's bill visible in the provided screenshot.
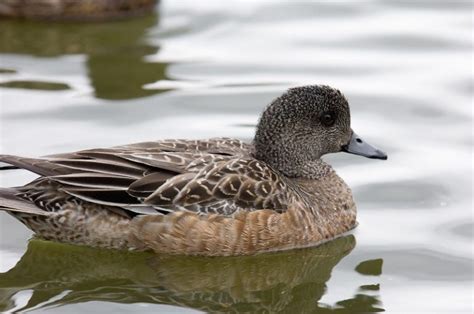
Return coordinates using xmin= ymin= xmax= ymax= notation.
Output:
xmin=342 ymin=131 xmax=387 ymax=160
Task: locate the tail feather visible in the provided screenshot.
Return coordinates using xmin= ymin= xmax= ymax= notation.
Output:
xmin=0 ymin=162 xmax=19 ymax=170
xmin=0 ymin=188 xmax=49 ymax=216
xmin=0 ymin=154 xmax=72 ymax=176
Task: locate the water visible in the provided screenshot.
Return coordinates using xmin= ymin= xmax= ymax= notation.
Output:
xmin=0 ymin=1 xmax=472 ymax=312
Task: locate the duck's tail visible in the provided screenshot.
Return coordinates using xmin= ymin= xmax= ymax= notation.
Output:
xmin=0 ymin=155 xmax=21 ymax=170
xmin=0 ymin=154 xmax=50 ymax=216
xmin=0 ymin=187 xmax=49 ymax=216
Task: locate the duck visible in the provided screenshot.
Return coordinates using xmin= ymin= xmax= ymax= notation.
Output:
xmin=0 ymin=0 xmax=157 ymax=21
xmin=0 ymin=85 xmax=387 ymax=256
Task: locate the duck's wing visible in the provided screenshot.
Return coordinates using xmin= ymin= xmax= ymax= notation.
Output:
xmin=136 ymin=158 xmax=292 ymax=215
xmin=114 ymin=137 xmax=253 ymax=155
xmin=0 ymin=138 xmax=291 ymax=216
xmin=0 ymin=138 xmax=252 ymax=172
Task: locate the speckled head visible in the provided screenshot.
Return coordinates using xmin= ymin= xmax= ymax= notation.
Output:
xmin=254 ymin=85 xmax=387 ymax=178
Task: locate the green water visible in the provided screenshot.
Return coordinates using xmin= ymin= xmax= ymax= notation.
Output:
xmin=0 ymin=237 xmax=386 ymax=313
xmin=0 ymin=1 xmax=472 ymax=313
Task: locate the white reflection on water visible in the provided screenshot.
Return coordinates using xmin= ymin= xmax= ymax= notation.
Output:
xmin=0 ymin=0 xmax=472 ymax=313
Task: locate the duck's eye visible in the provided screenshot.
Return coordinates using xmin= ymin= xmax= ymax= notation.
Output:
xmin=321 ymin=112 xmax=336 ymax=127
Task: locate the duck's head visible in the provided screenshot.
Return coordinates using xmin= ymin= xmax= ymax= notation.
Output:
xmin=254 ymin=85 xmax=387 ymax=178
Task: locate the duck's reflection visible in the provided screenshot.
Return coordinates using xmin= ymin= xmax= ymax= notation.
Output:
xmin=0 ymin=12 xmax=169 ymax=99
xmin=0 ymin=236 xmax=384 ymax=312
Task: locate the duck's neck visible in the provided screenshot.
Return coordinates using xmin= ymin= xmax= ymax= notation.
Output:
xmin=253 ymin=145 xmax=333 ymax=180
xmin=292 ymin=159 xmax=334 ymax=180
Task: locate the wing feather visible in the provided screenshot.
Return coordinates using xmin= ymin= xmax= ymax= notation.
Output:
xmin=51 ymin=159 xmax=146 ymax=178
xmin=0 ymin=138 xmax=286 ymax=217
xmin=143 ymin=159 xmax=290 ymax=213
xmin=49 ymin=173 xmax=134 ymax=190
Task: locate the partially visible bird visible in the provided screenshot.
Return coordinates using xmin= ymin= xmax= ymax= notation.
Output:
xmin=0 ymin=85 xmax=386 ymax=256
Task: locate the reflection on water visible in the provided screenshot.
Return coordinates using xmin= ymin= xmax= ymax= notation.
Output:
xmin=0 ymin=15 xmax=170 ymax=99
xmin=0 ymin=236 xmax=383 ymax=313
xmin=0 ymin=80 xmax=70 ymax=91
xmin=0 ymin=69 xmax=16 ymax=74
xmin=355 ymin=259 xmax=383 ymax=276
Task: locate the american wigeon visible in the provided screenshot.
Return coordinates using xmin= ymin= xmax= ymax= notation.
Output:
xmin=0 ymin=85 xmax=387 ymax=256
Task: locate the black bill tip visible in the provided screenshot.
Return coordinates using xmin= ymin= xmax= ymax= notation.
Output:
xmin=342 ymin=131 xmax=387 ymax=160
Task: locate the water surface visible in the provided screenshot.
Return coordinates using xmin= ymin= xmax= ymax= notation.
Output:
xmin=0 ymin=1 xmax=472 ymax=313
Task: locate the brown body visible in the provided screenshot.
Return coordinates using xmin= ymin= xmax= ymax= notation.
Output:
xmin=9 ymin=162 xmax=356 ymax=256
xmin=132 ymin=175 xmax=355 ymax=255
